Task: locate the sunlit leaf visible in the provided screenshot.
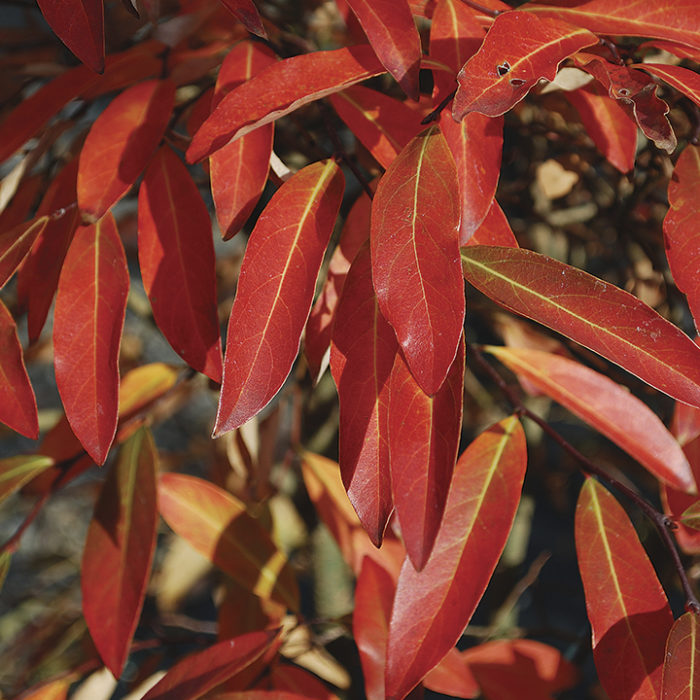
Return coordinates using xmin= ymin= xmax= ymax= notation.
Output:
xmin=467 ymin=199 xmax=517 ymax=247
xmin=636 ymin=63 xmax=700 ymax=110
xmin=662 ymin=612 xmax=700 ymax=699
xmin=0 ymin=455 xmax=54 ymax=506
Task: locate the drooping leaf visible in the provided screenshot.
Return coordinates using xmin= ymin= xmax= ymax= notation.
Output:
xmin=0 ymin=216 xmax=49 ymax=290
xmin=53 ymin=213 xmax=129 ymax=465
xmin=217 ymin=0 xmax=266 ymax=37
xmin=187 ymin=46 xmax=385 ymax=162
xmin=385 ymin=415 xmax=527 ymax=699
xmin=211 ymin=40 xmax=276 ymax=240
xmin=36 ymin=0 xmax=104 ymax=71
xmin=158 ymin=473 xmax=299 ymax=610
xmin=214 ymin=160 xmax=344 ymax=435
xmin=452 ymin=11 xmax=597 ymax=119
xmin=635 ymin=63 xmax=700 ymax=110
xmin=664 ymin=144 xmax=700 ymax=332
xmin=467 ymin=199 xmax=518 ymax=247
xmin=0 ymin=455 xmax=54 ymax=506
xmin=662 ymin=612 xmax=700 ymax=700
xmin=388 ymin=335 xmax=464 ymax=570
xmin=0 ymin=300 xmax=38 ymax=438
xmin=485 ymin=345 xmax=694 ymax=491
xmin=78 ymin=80 xmax=175 ymax=220
xmin=576 ymin=478 xmax=673 ymax=700
xmin=138 ymin=146 xmax=223 ymax=382
xmin=330 ymin=244 xmax=397 ymax=546
xmin=370 ymin=126 xmax=463 ymax=396
xmin=460 ymin=245 xmax=700 ymax=409
xmin=82 ymin=427 xmax=158 ymax=678
xmin=344 ymin=0 xmax=422 ymax=100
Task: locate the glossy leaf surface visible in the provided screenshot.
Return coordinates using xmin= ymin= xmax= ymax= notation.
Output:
xmin=158 ymin=473 xmax=299 ymax=610
xmin=461 ymin=245 xmax=700 ymax=409
xmin=662 ymin=612 xmax=700 ymax=700
xmin=78 ymin=80 xmax=175 ymax=220
xmin=0 ymin=455 xmax=54 ymax=506
xmin=214 ymin=160 xmax=344 ymax=435
xmin=371 ymin=126 xmax=463 ymax=396
xmin=452 ymin=12 xmax=597 ymax=119
xmin=386 ymin=416 xmax=527 ymax=699
xmin=138 ymin=146 xmax=223 ymax=382
xmin=486 ymin=345 xmax=694 ymax=491
xmin=576 ymin=478 xmax=673 ymax=700
xmin=187 ymin=46 xmax=385 ymax=162
xmin=54 ymin=213 xmax=129 ymax=465
xmin=82 ymin=427 xmax=158 ymax=677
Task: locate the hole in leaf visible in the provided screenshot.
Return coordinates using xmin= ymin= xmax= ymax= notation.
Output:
xmin=617 ymin=87 xmax=630 ymax=97
xmin=510 ymin=78 xmax=525 ymax=87
xmin=497 ymin=61 xmax=511 ymax=76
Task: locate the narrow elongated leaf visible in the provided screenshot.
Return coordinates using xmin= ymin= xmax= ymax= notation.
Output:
xmin=217 ymin=0 xmax=266 ymax=37
xmin=0 ymin=455 xmax=54 ymax=505
xmin=467 ymin=199 xmax=517 ymax=247
xmin=158 ymin=473 xmax=299 ymax=610
xmin=371 ymin=126 xmax=463 ymax=395
xmin=385 ymin=416 xmax=527 ymax=699
xmin=0 ymin=216 xmax=49 ymax=290
xmin=486 ymin=345 xmax=694 ymax=491
xmin=138 ymin=146 xmax=223 ymax=382
xmin=36 ymin=0 xmax=103 ymax=71
xmin=118 ymin=362 xmax=179 ymax=422
xmin=142 ymin=631 xmax=278 ymax=700
xmin=82 ymin=427 xmax=158 ymax=677
xmin=635 ymin=63 xmax=700 ymax=110
xmin=662 ymin=612 xmax=700 ymax=700
xmin=664 ymin=145 xmax=700 ymax=332
xmin=461 ymin=246 xmax=700 ymax=409
xmin=78 ymin=80 xmax=175 ymax=220
xmin=452 ymin=12 xmax=597 ymax=119
xmin=576 ymin=478 xmax=673 ymax=700
xmin=344 ymin=0 xmax=421 ymax=100
xmin=187 ymin=46 xmax=385 ymax=162
xmin=0 ymin=300 xmax=38 ymax=438
xmin=214 ymin=160 xmax=344 ymax=435
xmin=54 ymin=213 xmax=129 ymax=465
xmin=330 ymin=244 xmax=397 ymax=546
xmin=388 ymin=336 xmax=464 ymax=570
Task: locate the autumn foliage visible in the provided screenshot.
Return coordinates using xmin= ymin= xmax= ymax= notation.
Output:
xmin=4 ymin=0 xmax=700 ymax=698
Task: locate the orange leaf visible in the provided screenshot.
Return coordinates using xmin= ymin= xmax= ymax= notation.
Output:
xmin=662 ymin=612 xmax=700 ymax=699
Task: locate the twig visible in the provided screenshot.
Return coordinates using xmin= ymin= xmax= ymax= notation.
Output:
xmin=458 ymin=0 xmax=502 ymax=18
xmin=421 ymin=88 xmax=457 ymax=125
xmin=469 ymin=343 xmax=700 ymax=613
xmin=598 ymin=37 xmax=624 ymax=65
xmin=1 ymin=491 xmax=50 ymax=554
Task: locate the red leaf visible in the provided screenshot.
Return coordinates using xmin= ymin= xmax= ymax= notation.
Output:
xmin=423 ymin=648 xmax=479 ymax=698
xmin=141 ymin=630 xmax=278 ymax=700
xmin=78 ymin=80 xmax=175 ymax=220
xmin=664 ymin=144 xmax=700 ymax=333
xmin=211 ymin=40 xmax=276 ymax=240
xmin=439 ymin=111 xmax=503 ymax=243
xmin=640 ymin=40 xmax=700 ymax=62
xmin=330 ymin=244 xmax=397 ymax=546
xmin=54 ymin=212 xmax=129 ymax=464
xmin=214 ymin=160 xmax=344 ymax=435
xmin=460 ymin=246 xmax=700 ymax=409
xmin=267 ymin=664 xmax=339 ymax=699
xmin=158 ymin=473 xmax=299 ymax=610
xmin=217 ymin=0 xmax=266 ymax=37
xmin=344 ymin=0 xmax=422 ymax=100
xmin=187 ymin=46 xmax=385 ymax=162
xmin=662 ymin=612 xmax=700 ymax=699
xmin=36 ymin=0 xmax=104 ymax=72
xmin=486 ymin=345 xmax=694 ymax=491
xmin=0 ymin=216 xmax=49 ymax=290
xmin=328 ymin=86 xmax=424 ymax=170
xmin=635 ymin=63 xmax=700 ymax=110
xmin=370 ymin=126 xmax=463 ymax=396
xmin=138 ymin=146 xmax=223 ymax=382
xmin=467 ymin=199 xmax=518 ymax=247
xmin=564 ymin=81 xmax=637 ymax=173
xmin=210 ymin=694 xmax=308 ymax=700
xmin=82 ymin=427 xmax=158 ymax=677
xmin=0 ymin=455 xmax=54 ymax=506
xmin=575 ymin=478 xmax=673 ymax=700
xmin=0 ymin=300 xmax=38 ymax=438
xmin=452 ymin=12 xmax=597 ymax=119
xmin=388 ymin=336 xmax=464 ymax=570
xmin=354 ymin=556 xmax=396 ymax=700
xmin=385 ymin=416 xmax=527 ymax=700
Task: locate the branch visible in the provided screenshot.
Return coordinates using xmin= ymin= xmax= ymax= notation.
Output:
xmin=458 ymin=0 xmax=502 ymax=18
xmin=421 ymin=88 xmax=457 ymax=125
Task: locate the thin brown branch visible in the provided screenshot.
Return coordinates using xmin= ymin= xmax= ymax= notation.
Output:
xmin=458 ymin=0 xmax=502 ymax=17
xmin=422 ymin=88 xmax=457 ymax=125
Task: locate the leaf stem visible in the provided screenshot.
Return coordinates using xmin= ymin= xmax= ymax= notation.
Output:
xmin=458 ymin=0 xmax=502 ymax=18
xmin=421 ymin=88 xmax=457 ymax=125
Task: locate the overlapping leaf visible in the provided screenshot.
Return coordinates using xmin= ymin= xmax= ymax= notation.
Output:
xmin=217 ymin=0 xmax=266 ymax=36
xmin=214 ymin=160 xmax=344 ymax=435
xmin=54 ymin=213 xmax=129 ymax=465
xmin=635 ymin=63 xmax=700 ymax=109
xmin=371 ymin=126 xmax=463 ymax=396
xmin=662 ymin=612 xmax=700 ymax=700
xmin=0 ymin=216 xmax=49 ymax=290
xmin=82 ymin=427 xmax=158 ymax=677
xmin=385 ymin=416 xmax=527 ymax=699
xmin=576 ymin=478 xmax=673 ymax=700
xmin=467 ymin=199 xmax=518 ymax=247
xmin=461 ymin=246 xmax=700 ymax=409
xmin=452 ymin=12 xmax=597 ymax=119
xmin=0 ymin=455 xmax=54 ymax=506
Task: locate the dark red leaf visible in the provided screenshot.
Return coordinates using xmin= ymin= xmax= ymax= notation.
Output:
xmin=0 ymin=175 xmax=42 ymax=236
xmin=217 ymin=0 xmax=266 ymax=37
xmin=138 ymin=146 xmax=223 ymax=382
xmin=467 ymin=199 xmax=517 ymax=247
xmin=78 ymin=80 xmax=175 ymax=220
xmin=54 ymin=213 xmax=129 ymax=464
xmin=452 ymin=11 xmax=597 ymax=119
xmin=371 ymin=126 xmax=463 ymax=396
xmin=662 ymin=612 xmax=700 ymax=699
xmin=635 ymin=63 xmax=700 ymax=110
xmin=214 ymin=160 xmax=344 ymax=435
xmin=0 ymin=216 xmax=49 ymax=290
xmin=576 ymin=478 xmax=673 ymax=700
xmin=82 ymin=427 xmax=158 ymax=677
xmin=267 ymin=664 xmax=338 ymax=699
xmin=386 ymin=416 xmax=527 ymax=699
